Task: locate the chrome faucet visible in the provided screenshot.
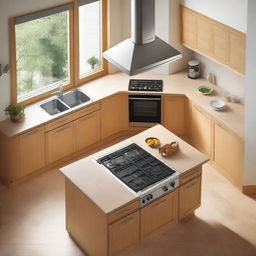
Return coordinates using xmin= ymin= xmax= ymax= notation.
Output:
xmin=55 ymin=84 xmax=64 ymax=99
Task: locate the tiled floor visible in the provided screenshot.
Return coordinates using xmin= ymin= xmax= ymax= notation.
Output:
xmin=0 ymin=160 xmax=256 ymax=255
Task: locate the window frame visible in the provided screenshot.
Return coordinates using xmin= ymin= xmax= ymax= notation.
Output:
xmin=9 ymin=0 xmax=107 ymax=105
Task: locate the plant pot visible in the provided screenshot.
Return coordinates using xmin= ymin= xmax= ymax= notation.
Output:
xmin=10 ymin=114 xmax=22 ymax=122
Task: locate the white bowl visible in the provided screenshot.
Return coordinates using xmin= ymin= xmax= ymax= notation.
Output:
xmin=210 ymin=100 xmax=225 ymax=110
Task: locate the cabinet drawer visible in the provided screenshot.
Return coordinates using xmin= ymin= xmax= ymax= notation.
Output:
xmin=46 ymin=114 xmax=74 ymax=131
xmin=140 ymin=190 xmax=178 ymax=238
xmin=108 ymin=211 xmax=140 ymax=256
xmin=73 ymin=102 xmax=100 ymax=120
xmin=108 ymin=200 xmax=139 ymax=224
xmin=180 ymin=167 xmax=202 ymax=186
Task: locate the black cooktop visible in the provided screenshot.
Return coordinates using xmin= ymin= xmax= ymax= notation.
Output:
xmin=97 ymin=143 xmax=175 ymax=192
xmin=128 ymin=79 xmax=163 ymax=92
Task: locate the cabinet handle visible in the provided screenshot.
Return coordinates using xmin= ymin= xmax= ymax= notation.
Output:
xmin=54 ymin=125 xmax=72 ymax=133
xmin=26 ymin=129 xmax=41 ymax=136
xmin=54 ymin=118 xmax=70 ymax=126
xmin=120 ymin=217 xmax=135 ymax=226
xmin=79 ymin=113 xmax=96 ymax=122
xmin=181 ymin=174 xmax=201 ymax=186
xmin=185 ymin=182 xmax=198 ymax=189
xmin=152 ymin=199 xmax=167 ymax=208
xmin=119 ymin=208 xmax=132 ymax=216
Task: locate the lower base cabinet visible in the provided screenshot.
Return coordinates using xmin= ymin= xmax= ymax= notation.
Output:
xmin=140 ymin=190 xmax=178 ymax=238
xmin=109 ymin=211 xmax=140 ymax=256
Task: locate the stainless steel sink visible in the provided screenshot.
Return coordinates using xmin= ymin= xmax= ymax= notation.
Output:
xmin=40 ymin=99 xmax=69 ymax=116
xmin=62 ymin=89 xmax=90 ymax=108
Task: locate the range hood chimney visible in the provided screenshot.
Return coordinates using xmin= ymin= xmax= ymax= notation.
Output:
xmin=103 ymin=0 xmax=182 ymax=76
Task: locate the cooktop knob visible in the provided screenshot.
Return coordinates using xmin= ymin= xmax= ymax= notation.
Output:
xmin=170 ymin=181 xmax=176 ymax=188
xmin=147 ymin=194 xmax=153 ymax=201
xmin=162 ymin=186 xmax=168 ymax=192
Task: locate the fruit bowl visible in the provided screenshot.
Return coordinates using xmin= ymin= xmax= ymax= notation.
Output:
xmin=198 ymin=85 xmax=213 ymax=95
xmin=145 ymin=137 xmax=160 ymax=148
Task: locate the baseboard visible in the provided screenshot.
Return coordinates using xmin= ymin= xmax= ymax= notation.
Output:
xmin=242 ymin=185 xmax=256 ymax=195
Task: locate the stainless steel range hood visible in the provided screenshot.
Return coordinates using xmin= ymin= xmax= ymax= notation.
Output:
xmin=103 ymin=0 xmax=182 ymax=76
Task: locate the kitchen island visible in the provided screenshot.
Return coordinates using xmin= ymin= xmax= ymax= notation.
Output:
xmin=60 ymin=125 xmax=208 ymax=256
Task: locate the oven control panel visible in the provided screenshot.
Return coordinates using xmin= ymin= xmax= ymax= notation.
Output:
xmin=140 ymin=178 xmax=179 ymax=207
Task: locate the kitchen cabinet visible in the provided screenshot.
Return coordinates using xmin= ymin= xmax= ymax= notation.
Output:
xmin=180 ymin=5 xmax=246 ymax=74
xmin=190 ymin=103 xmax=212 ymax=158
xmin=163 ymin=95 xmax=187 ymax=138
xmin=74 ymin=110 xmax=101 ymax=151
xmin=109 ymin=211 xmax=140 ymax=256
xmin=140 ymin=190 xmax=178 ymax=239
xmin=46 ymin=122 xmax=75 ymax=164
xmin=179 ymin=168 xmax=202 ymax=220
xmin=214 ymin=122 xmax=243 ymax=188
xmin=20 ymin=126 xmax=45 ymax=177
xmin=101 ymin=93 xmax=128 ymax=139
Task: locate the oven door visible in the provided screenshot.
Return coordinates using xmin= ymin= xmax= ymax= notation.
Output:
xmin=129 ymin=95 xmax=161 ymax=127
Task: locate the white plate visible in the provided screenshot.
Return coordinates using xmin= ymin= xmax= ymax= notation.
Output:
xmin=210 ymin=100 xmax=225 ymax=110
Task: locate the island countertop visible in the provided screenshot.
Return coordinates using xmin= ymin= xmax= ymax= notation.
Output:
xmin=60 ymin=124 xmax=208 ymax=214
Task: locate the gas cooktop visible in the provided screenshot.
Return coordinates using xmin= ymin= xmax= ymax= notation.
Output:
xmin=97 ymin=143 xmax=176 ymax=192
xmin=128 ymin=79 xmax=163 ymax=92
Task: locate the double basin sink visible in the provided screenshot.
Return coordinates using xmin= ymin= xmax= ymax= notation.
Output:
xmin=40 ymin=89 xmax=90 ymax=115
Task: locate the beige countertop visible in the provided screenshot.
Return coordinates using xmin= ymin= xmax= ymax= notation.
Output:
xmin=60 ymin=124 xmax=209 ymax=214
xmin=0 ymin=71 xmax=244 ymax=138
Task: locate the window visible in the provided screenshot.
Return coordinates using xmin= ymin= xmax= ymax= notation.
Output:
xmin=10 ymin=1 xmax=107 ymax=105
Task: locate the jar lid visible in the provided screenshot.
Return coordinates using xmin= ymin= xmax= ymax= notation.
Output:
xmin=188 ymin=60 xmax=199 ymax=66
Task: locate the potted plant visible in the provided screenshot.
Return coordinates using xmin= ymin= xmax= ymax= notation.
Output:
xmin=5 ymin=104 xmax=25 ymax=122
xmin=87 ymin=56 xmax=99 ymax=69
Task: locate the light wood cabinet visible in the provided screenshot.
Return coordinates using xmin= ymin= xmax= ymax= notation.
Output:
xmin=140 ymin=190 xmax=178 ymax=239
xmin=179 ymin=172 xmax=201 ymax=220
xmin=180 ymin=5 xmax=246 ymax=74
xmin=109 ymin=211 xmax=140 ymax=256
xmin=20 ymin=127 xmax=45 ymax=177
xmin=190 ymin=103 xmax=212 ymax=158
xmin=214 ymin=122 xmax=243 ymax=188
xmin=46 ymin=122 xmax=75 ymax=164
xmin=163 ymin=95 xmax=187 ymax=138
xmin=101 ymin=93 xmax=128 ymax=139
xmin=74 ymin=110 xmax=101 ymax=151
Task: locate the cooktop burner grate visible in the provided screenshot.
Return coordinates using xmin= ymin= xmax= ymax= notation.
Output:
xmin=97 ymin=143 xmax=175 ymax=192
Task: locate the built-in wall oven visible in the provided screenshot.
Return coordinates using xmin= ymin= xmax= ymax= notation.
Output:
xmin=129 ymin=95 xmax=161 ymax=127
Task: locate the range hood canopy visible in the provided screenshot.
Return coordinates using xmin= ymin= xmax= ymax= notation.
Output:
xmin=103 ymin=0 xmax=182 ymax=76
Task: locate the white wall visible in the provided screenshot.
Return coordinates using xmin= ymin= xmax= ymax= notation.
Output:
xmin=180 ymin=0 xmax=247 ymax=33
xmin=244 ymin=0 xmax=256 ymax=185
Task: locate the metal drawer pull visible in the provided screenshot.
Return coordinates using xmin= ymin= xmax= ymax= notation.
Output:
xmin=26 ymin=129 xmax=40 ymax=136
xmin=79 ymin=106 xmax=99 ymax=115
xmin=181 ymin=174 xmax=201 ymax=186
xmin=153 ymin=199 xmax=167 ymax=208
xmin=54 ymin=125 xmax=72 ymax=133
xmin=119 ymin=208 xmax=132 ymax=215
xmin=55 ymin=118 xmax=70 ymax=126
xmin=121 ymin=217 xmax=135 ymax=226
xmin=79 ymin=113 xmax=96 ymax=122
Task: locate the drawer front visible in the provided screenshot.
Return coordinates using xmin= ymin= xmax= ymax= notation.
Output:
xmin=108 ymin=211 xmax=140 ymax=256
xmin=73 ymin=102 xmax=101 ymax=119
xmin=180 ymin=167 xmax=202 ymax=186
xmin=108 ymin=200 xmax=139 ymax=224
xmin=46 ymin=114 xmax=74 ymax=131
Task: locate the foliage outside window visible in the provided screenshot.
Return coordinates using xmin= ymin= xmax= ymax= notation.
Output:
xmin=11 ymin=0 xmax=107 ymax=104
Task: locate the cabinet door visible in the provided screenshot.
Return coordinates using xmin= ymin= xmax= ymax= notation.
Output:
xmin=179 ymin=176 xmax=201 ymax=220
xmin=214 ymin=122 xmax=243 ymax=187
xmin=101 ymin=93 xmax=128 ymax=139
xmin=140 ymin=190 xmax=178 ymax=239
xmin=190 ymin=103 xmax=212 ymax=157
xmin=20 ymin=127 xmax=45 ymax=177
xmin=181 ymin=6 xmax=197 ymax=48
xmin=75 ymin=110 xmax=101 ymax=151
xmin=229 ymin=31 xmax=245 ymax=74
xmin=46 ymin=123 xmax=75 ymax=164
xmin=108 ymin=211 xmax=140 ymax=256
xmin=213 ymin=24 xmax=229 ymax=64
xmin=196 ymin=16 xmax=213 ymax=55
xmin=163 ymin=95 xmax=186 ymax=138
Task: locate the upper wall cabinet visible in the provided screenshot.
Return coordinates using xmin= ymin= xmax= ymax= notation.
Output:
xmin=180 ymin=5 xmax=246 ymax=74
